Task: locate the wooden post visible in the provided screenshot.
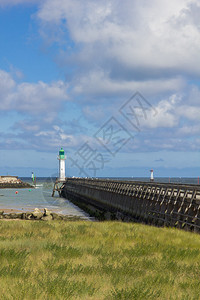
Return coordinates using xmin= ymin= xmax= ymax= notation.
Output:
xmin=52 ymin=179 xmax=65 ymax=197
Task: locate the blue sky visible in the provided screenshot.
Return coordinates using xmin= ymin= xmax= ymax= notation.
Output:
xmin=0 ymin=0 xmax=200 ymax=178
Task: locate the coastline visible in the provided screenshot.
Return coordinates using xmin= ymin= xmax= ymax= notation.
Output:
xmin=0 ymin=175 xmax=33 ymax=189
xmin=0 ymin=207 xmax=87 ymax=221
xmin=0 ymin=206 xmax=63 ymax=214
xmin=0 ymin=208 xmax=22 ymax=213
xmin=0 ymin=178 xmax=92 ymax=220
xmin=0 ymin=183 xmax=33 ymax=189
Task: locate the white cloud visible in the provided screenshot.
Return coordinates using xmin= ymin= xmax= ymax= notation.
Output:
xmin=37 ymin=0 xmax=200 ymax=73
xmin=0 ymin=69 xmax=68 ymax=120
xmin=177 ymin=125 xmax=200 ymax=136
xmin=178 ymin=105 xmax=200 ymax=121
xmin=0 ymin=70 xmax=16 ymax=110
xmin=0 ymin=70 xmax=16 ymax=94
xmin=73 ymin=70 xmax=186 ymax=98
xmin=33 ymin=125 xmax=98 ymax=150
xmin=187 ymin=85 xmax=200 ymax=104
xmin=34 ymin=0 xmax=200 ymax=104
xmin=136 ymin=94 xmax=180 ymax=129
xmin=2 ymin=0 xmax=200 ymax=155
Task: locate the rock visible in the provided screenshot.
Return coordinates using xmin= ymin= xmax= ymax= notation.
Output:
xmin=27 ymin=214 xmax=34 ymax=220
xmin=25 ymin=211 xmax=33 ymax=215
xmin=44 ymin=208 xmax=52 ymax=216
xmin=0 ymin=210 xmax=4 ymax=215
xmin=15 ymin=213 xmax=23 ymax=219
xmin=25 ymin=212 xmax=34 ymax=220
xmin=32 ymin=208 xmax=43 ymax=220
xmin=51 ymin=213 xmax=63 ymax=220
xmin=34 ymin=208 xmax=39 ymax=212
xmin=4 ymin=214 xmax=11 ymax=219
xmin=33 ymin=213 xmax=43 ymax=220
xmin=21 ymin=213 xmax=26 ymax=220
xmin=9 ymin=213 xmax=19 ymax=219
xmin=41 ymin=215 xmax=53 ymax=221
xmin=0 ymin=212 xmax=22 ymax=219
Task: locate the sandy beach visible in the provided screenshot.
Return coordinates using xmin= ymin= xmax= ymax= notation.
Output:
xmin=0 ymin=207 xmax=60 ymax=214
xmin=0 ymin=208 xmax=23 ymax=213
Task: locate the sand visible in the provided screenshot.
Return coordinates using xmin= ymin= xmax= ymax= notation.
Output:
xmin=0 ymin=208 xmax=22 ymax=213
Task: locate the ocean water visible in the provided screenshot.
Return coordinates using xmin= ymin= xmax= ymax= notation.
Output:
xmin=0 ymin=177 xmax=198 ymax=218
xmin=112 ymin=177 xmax=199 ymax=185
xmin=0 ymin=177 xmax=90 ymax=219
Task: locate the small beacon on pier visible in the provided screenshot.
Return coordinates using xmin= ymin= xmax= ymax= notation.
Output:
xmin=150 ymin=169 xmax=154 ymax=181
xmin=58 ymin=148 xmax=66 ymax=181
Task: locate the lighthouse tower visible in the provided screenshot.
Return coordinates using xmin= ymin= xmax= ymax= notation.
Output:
xmin=57 ymin=148 xmax=66 ymax=181
xmin=150 ymin=169 xmax=154 ymax=182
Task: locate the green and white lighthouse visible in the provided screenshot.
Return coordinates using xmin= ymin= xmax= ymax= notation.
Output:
xmin=57 ymin=148 xmax=66 ymax=181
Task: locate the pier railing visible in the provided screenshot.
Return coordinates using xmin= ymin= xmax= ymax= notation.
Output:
xmin=61 ymin=178 xmax=200 ymax=232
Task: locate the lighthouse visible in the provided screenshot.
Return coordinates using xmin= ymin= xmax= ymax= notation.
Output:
xmin=57 ymin=148 xmax=66 ymax=181
xmin=150 ymin=169 xmax=154 ymax=182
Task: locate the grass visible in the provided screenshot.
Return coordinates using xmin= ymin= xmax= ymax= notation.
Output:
xmin=0 ymin=221 xmax=200 ymax=299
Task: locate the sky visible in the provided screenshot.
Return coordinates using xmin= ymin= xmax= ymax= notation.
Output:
xmin=0 ymin=0 xmax=200 ymax=178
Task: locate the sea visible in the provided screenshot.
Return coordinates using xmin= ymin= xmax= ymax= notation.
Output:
xmin=0 ymin=177 xmax=198 ymax=219
xmin=0 ymin=177 xmax=91 ymax=219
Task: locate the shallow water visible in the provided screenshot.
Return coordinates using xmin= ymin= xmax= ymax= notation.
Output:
xmin=0 ymin=180 xmax=90 ymax=220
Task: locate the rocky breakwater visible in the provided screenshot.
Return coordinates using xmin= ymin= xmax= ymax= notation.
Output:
xmin=0 ymin=176 xmax=32 ymax=189
xmin=0 ymin=208 xmax=83 ymax=221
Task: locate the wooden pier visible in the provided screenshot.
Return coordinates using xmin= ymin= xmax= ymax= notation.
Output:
xmin=61 ymin=178 xmax=200 ymax=232
xmin=52 ymin=178 xmax=66 ymax=197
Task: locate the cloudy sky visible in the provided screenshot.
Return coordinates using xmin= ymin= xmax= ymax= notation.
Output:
xmin=0 ymin=0 xmax=200 ymax=178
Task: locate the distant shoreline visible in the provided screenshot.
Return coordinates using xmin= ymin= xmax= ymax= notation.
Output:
xmin=0 ymin=176 xmax=33 ymax=189
xmin=0 ymin=208 xmax=22 ymax=213
xmin=0 ymin=182 xmax=33 ymax=189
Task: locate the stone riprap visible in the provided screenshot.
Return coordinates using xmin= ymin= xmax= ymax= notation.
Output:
xmin=0 ymin=176 xmax=32 ymax=189
xmin=0 ymin=208 xmax=83 ymax=221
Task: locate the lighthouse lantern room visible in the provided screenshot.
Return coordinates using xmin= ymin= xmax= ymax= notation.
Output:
xmin=57 ymin=148 xmax=66 ymax=181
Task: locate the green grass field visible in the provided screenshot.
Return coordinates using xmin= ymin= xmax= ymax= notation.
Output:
xmin=0 ymin=220 xmax=200 ymax=299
